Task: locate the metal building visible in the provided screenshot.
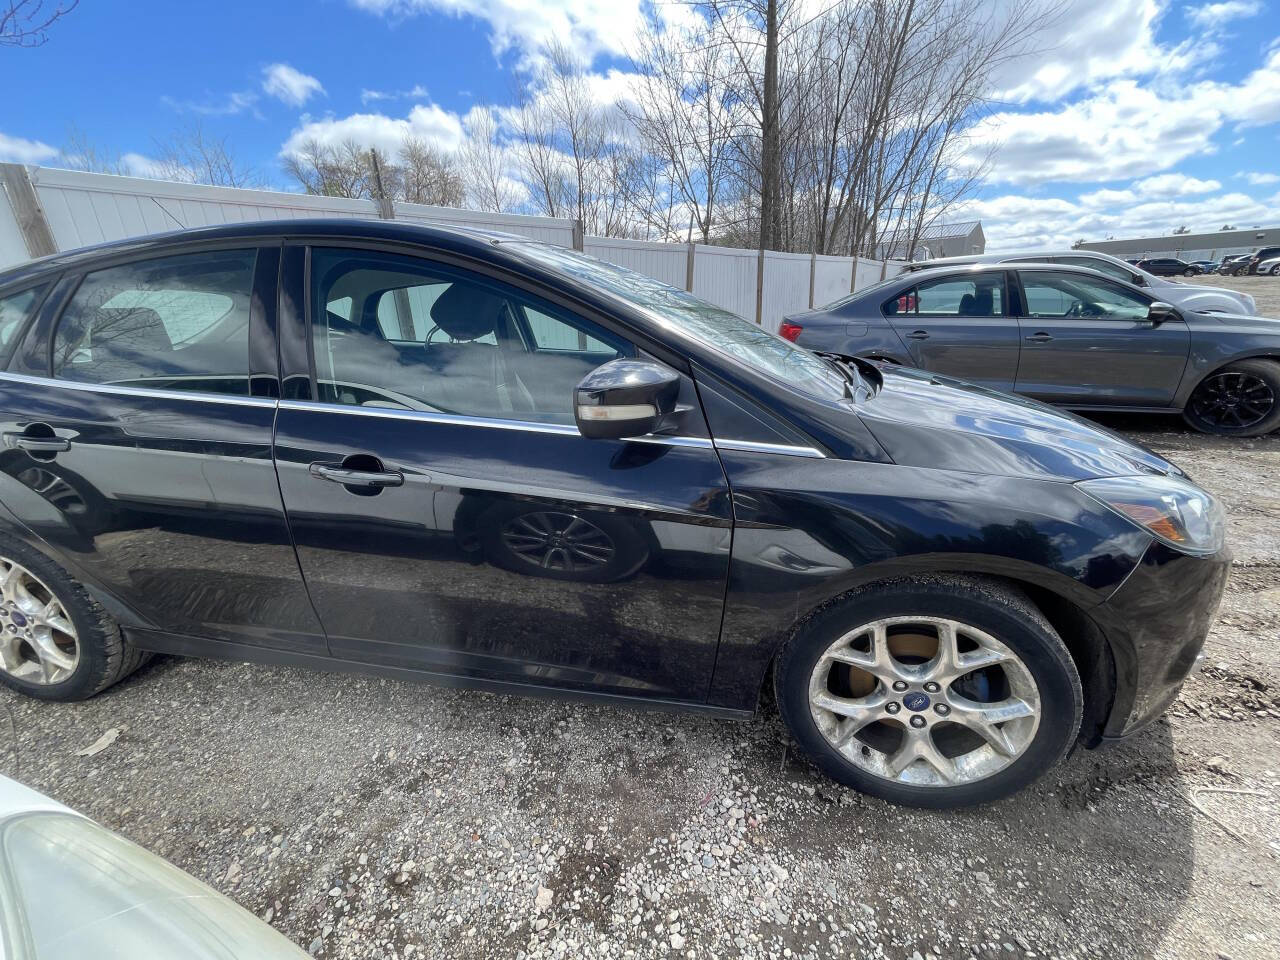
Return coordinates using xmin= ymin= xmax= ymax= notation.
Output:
xmin=877 ymin=220 xmax=985 ymax=261
xmin=1079 ymin=226 xmax=1280 ymax=262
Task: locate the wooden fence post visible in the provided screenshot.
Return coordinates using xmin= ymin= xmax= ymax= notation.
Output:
xmin=0 ymin=164 xmax=58 ymax=258
xmin=808 ymin=252 xmax=817 ymax=309
xmin=572 ymin=219 xmax=584 ymax=251
xmin=685 ymin=241 xmax=696 ymax=292
xmin=755 ymin=247 xmax=766 ymax=326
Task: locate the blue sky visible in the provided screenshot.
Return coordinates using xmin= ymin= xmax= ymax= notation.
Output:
xmin=1 ymin=0 xmax=1277 ymax=249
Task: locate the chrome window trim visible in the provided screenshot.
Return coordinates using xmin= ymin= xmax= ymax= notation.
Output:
xmin=0 ymin=373 xmax=826 ymax=458
xmin=713 ymin=438 xmax=826 ymax=459
xmin=277 ymin=399 xmax=713 ymax=448
xmin=0 ymin=371 xmax=278 ymax=408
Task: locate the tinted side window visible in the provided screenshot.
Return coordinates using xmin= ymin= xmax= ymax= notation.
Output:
xmin=1059 ymin=256 xmax=1134 ymax=283
xmin=1019 ymin=271 xmax=1150 ymax=320
xmin=52 ymin=250 xmax=257 ymax=395
xmin=310 ymin=248 xmax=634 ymax=424
xmin=888 ymin=275 xmax=1005 ymax=317
xmin=0 ymin=284 xmax=48 ymax=366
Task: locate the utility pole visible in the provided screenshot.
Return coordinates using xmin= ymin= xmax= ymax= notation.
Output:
xmin=758 ymin=0 xmax=780 ymax=253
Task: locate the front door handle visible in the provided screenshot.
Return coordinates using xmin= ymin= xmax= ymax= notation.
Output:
xmin=3 ymin=432 xmax=70 ymax=453
xmin=1025 ymin=332 xmax=1054 ymax=342
xmin=906 ymin=330 xmax=930 ymax=340
xmin=309 ymin=461 xmax=404 ymax=488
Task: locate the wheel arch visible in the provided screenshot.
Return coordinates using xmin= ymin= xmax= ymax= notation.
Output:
xmin=759 ymin=567 xmax=1117 ymax=747
xmin=1176 ymin=352 xmax=1280 ymax=412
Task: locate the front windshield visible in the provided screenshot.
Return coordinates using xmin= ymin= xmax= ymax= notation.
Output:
xmin=505 ymin=241 xmax=850 ymax=401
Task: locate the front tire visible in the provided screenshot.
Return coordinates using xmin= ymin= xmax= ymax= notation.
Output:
xmin=0 ymin=535 xmax=147 ymax=701
xmin=1183 ymin=359 xmax=1280 ymax=437
xmin=1183 ymin=267 xmax=1195 ymax=277
xmin=775 ymin=576 xmax=1082 ymax=808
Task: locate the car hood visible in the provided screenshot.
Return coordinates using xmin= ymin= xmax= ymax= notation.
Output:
xmin=1151 ymin=279 xmax=1255 ymax=314
xmin=852 ymin=364 xmax=1178 ymax=482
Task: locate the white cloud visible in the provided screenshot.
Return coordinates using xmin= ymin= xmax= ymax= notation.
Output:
xmin=954 ymin=188 xmax=1277 ymax=252
xmin=162 ymin=90 xmax=259 ymax=117
xmin=360 ymin=84 xmax=429 ymax=105
xmin=348 ymin=0 xmax=684 ymax=66
xmin=262 ymin=63 xmax=325 ymax=107
xmin=1132 ymin=173 xmax=1221 ymax=197
xmin=280 ymin=103 xmax=466 ymax=158
xmin=965 ymin=46 xmax=1280 ymax=186
xmin=1237 ymin=170 xmax=1280 ymax=185
xmin=1186 ymin=1 xmax=1261 ymax=29
xmin=0 ymin=132 xmax=58 ymax=164
xmin=990 ymin=0 xmax=1208 ymax=105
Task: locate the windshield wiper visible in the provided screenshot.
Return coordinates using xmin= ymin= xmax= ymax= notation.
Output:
xmin=813 ymin=351 xmax=863 ymax=399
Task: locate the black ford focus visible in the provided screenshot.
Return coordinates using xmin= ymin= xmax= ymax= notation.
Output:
xmin=0 ymin=221 xmax=1229 ymax=807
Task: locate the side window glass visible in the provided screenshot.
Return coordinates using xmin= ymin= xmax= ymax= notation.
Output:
xmin=913 ymin=276 xmax=1005 ymax=317
xmin=1019 ymin=271 xmax=1150 ymax=321
xmin=52 ymin=250 xmax=257 ymax=395
xmin=310 ymin=248 xmax=634 ymax=423
xmin=0 ymin=284 xmax=48 ymax=365
xmin=1061 ymin=257 xmax=1132 ymax=283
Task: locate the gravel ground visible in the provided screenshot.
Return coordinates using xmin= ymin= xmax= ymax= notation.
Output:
xmin=2 ymin=281 xmax=1279 ymax=960
xmin=1187 ymin=271 xmax=1280 ymax=316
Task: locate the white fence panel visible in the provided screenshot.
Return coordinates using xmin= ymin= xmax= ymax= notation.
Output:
xmin=0 ymin=186 xmax=28 ymax=269
xmin=30 ymin=168 xmax=377 ymax=251
xmin=396 ymin=200 xmax=574 ymax=246
xmin=692 ymin=244 xmax=758 ymax=321
xmin=813 ymin=255 xmax=853 ymax=309
xmin=583 ymin=236 xmax=688 ymax=289
xmin=6 ymin=168 xmax=903 ymax=331
xmin=760 ymin=251 xmax=811 ymax=331
xmin=854 ymin=256 xmax=904 ymax=290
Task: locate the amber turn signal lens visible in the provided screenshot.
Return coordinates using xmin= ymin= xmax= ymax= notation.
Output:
xmin=1111 ymin=502 xmax=1185 ymax=542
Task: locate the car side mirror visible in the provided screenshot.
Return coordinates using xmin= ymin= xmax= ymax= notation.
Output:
xmin=574 ymin=359 xmax=680 ymax=440
xmin=1131 ymin=274 xmax=1146 ymax=286
xmin=1147 ymin=301 xmax=1179 ymax=325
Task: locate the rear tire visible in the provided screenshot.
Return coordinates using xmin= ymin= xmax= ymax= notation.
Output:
xmin=0 ymin=535 xmax=147 ymax=701
xmin=1183 ymin=359 xmax=1280 ymax=437
xmin=774 ymin=576 xmax=1082 ymax=808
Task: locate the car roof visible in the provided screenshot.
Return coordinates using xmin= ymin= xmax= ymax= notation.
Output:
xmin=0 ymin=218 xmax=529 ymax=289
xmin=890 ymin=260 xmax=1141 ymax=286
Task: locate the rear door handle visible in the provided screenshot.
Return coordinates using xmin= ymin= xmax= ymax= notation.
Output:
xmin=3 ymin=432 xmax=70 ymax=453
xmin=1025 ymin=332 xmax=1054 ymax=342
xmin=906 ymin=330 xmax=930 ymax=340
xmin=309 ymin=462 xmax=404 ymax=487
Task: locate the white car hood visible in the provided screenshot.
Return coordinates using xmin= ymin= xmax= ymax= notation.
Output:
xmin=1147 ymin=277 xmax=1255 ymax=314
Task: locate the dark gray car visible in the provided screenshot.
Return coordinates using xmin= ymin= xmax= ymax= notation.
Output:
xmin=783 ymin=262 xmax=1280 ymax=437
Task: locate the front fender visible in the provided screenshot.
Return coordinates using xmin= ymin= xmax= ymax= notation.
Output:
xmin=704 ymin=453 xmax=1151 ymax=711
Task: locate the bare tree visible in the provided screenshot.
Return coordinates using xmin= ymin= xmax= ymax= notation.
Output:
xmin=283 ymin=138 xmax=375 ymax=198
xmin=399 ymin=136 xmax=464 ymax=206
xmin=59 ymin=126 xmax=131 ymax=176
xmin=459 ymin=107 xmax=521 ymax=212
xmin=626 ymin=16 xmax=741 ymax=242
xmin=153 ymin=122 xmax=261 ymax=188
xmin=1 ymin=0 xmax=77 ymax=47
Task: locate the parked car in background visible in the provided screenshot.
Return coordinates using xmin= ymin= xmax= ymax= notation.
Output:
xmin=894 ymin=249 xmax=1256 ymax=315
xmin=1242 ymin=245 xmax=1280 ymax=275
xmin=1137 ymin=257 xmax=1199 ymax=277
xmin=1219 ymin=254 xmax=1253 ymax=275
xmin=0 ymin=775 xmax=308 ymax=959
xmin=1256 ymin=255 xmax=1280 ymax=276
xmin=786 ymin=261 xmax=1280 ymax=437
xmin=0 ymin=220 xmax=1232 ymax=807
xmin=1190 ymin=260 xmax=1218 ymax=274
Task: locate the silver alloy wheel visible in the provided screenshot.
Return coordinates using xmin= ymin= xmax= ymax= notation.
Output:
xmin=808 ymin=616 xmax=1041 ymax=787
xmin=0 ymin=557 xmax=79 ymax=685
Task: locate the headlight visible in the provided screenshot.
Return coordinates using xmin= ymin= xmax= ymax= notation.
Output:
xmin=1076 ymin=475 xmax=1226 ymax=554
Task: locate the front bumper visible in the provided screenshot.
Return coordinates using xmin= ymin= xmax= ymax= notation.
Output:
xmin=1090 ymin=539 xmax=1232 ymax=740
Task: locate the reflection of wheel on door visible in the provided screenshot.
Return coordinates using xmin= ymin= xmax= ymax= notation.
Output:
xmin=476 ymin=502 xmax=650 ymax=583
